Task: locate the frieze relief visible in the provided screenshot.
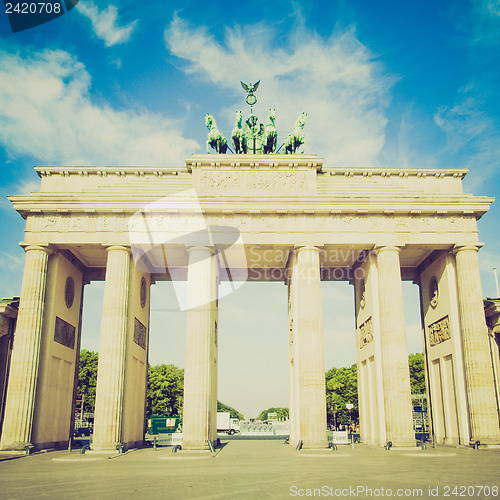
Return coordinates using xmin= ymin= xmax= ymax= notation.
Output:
xmin=427 ymin=315 xmax=451 ymax=347
xmin=200 ymin=170 xmax=308 ymax=191
xmin=29 ymin=212 xmax=477 ymax=237
xmin=54 ymin=316 xmax=75 ymax=349
xmin=134 ymin=318 xmax=147 ymax=350
xmin=69 ymin=217 xmax=87 ymax=231
xmin=359 ymin=317 xmax=374 ymax=349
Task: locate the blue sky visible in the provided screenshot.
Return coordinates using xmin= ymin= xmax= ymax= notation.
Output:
xmin=0 ymin=1 xmax=499 ymax=417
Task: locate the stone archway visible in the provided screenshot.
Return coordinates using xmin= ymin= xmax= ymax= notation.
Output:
xmin=1 ymin=154 xmax=499 ymax=451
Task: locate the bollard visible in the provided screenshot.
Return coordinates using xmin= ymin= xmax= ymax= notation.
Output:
xmin=153 ymin=436 xmax=157 ymax=451
xmin=24 ymin=445 xmax=33 ymax=455
xmin=116 ymin=444 xmax=123 ymax=454
xmin=473 ymin=440 xmax=480 ymax=450
xmin=385 ymin=441 xmax=392 ymax=451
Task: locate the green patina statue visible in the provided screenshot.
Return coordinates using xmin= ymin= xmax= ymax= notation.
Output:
xmin=205 ymin=82 xmax=305 ymax=155
xmin=205 ymin=113 xmax=228 ymax=154
xmin=283 ymin=112 xmax=306 ymax=154
xmin=231 ymin=110 xmax=247 ymax=154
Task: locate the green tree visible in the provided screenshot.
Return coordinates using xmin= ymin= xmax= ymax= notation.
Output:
xmin=217 ymin=401 xmax=244 ymax=420
xmin=408 ymin=352 xmax=426 ymax=395
xmin=77 ymin=349 xmax=98 ymax=413
xmin=325 ymin=364 xmax=358 ymax=426
xmin=256 ymin=407 xmax=289 ymax=421
xmin=146 ymin=364 xmax=184 ymax=417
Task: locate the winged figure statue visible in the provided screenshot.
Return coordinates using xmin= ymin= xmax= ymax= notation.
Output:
xmin=240 ymin=81 xmax=260 ymax=94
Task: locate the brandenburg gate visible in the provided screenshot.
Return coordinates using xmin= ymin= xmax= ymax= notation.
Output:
xmin=1 ymin=150 xmax=499 ymax=452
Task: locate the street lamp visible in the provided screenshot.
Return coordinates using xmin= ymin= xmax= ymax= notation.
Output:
xmin=346 ymin=403 xmax=354 ymax=443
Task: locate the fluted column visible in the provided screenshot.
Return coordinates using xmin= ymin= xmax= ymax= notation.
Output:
xmin=287 ymin=279 xmax=300 ymax=446
xmin=376 ymin=246 xmax=414 ymax=446
xmin=292 ymin=245 xmax=328 ymax=449
xmin=92 ymin=246 xmax=131 ymax=451
xmin=0 ymin=245 xmax=51 ymax=451
xmin=454 ymin=245 xmax=500 ymax=443
xmin=182 ymin=245 xmax=218 ymax=450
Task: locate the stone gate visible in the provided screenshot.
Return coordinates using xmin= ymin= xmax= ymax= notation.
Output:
xmin=1 ymin=154 xmax=499 ymax=451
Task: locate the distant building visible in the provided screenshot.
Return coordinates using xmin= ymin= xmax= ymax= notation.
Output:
xmin=0 ymin=298 xmax=19 ymax=429
xmin=484 ymin=297 xmax=500 ymax=416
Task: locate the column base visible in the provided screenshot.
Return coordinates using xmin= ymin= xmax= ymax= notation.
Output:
xmin=385 ymin=438 xmax=416 ymax=447
xmin=181 ymin=440 xmax=213 ymax=451
xmin=0 ymin=441 xmax=33 ymax=452
xmin=301 ymin=441 xmax=329 ymax=450
xmin=90 ymin=442 xmax=124 ymax=453
xmin=470 ymin=436 xmax=500 ymax=446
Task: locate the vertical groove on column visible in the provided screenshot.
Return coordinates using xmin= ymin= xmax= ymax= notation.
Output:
xmin=0 ymin=246 xmax=50 ymax=450
xmin=455 ymin=246 xmax=500 ymax=442
xmin=376 ymin=246 xmax=414 ymax=446
xmin=183 ymin=246 xmax=218 ymax=450
xmin=293 ymin=246 xmax=328 ymax=449
xmin=92 ymin=246 xmax=130 ymax=450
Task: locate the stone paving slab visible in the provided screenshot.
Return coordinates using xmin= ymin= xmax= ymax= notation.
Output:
xmin=0 ymin=440 xmax=499 ymax=499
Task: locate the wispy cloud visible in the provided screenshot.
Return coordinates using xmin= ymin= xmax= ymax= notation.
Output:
xmin=0 ymin=46 xmax=199 ymax=166
xmin=434 ymin=85 xmax=500 ymax=190
xmin=78 ymin=2 xmax=138 ymax=47
xmin=165 ymin=16 xmax=395 ymax=166
xmin=15 ymin=179 xmax=40 ymax=195
xmin=469 ymin=0 xmax=500 ymax=45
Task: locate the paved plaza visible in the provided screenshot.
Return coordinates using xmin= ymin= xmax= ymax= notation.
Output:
xmin=0 ymin=440 xmax=499 ymax=499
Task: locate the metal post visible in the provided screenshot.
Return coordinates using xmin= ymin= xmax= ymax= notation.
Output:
xmin=494 ymin=268 xmax=500 ymax=297
xmin=80 ymin=394 xmax=84 ymax=424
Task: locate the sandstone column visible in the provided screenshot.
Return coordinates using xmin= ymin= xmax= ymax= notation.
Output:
xmin=292 ymin=245 xmax=328 ymax=449
xmin=92 ymin=245 xmax=131 ymax=451
xmin=454 ymin=245 xmax=500 ymax=443
xmin=375 ymin=246 xmax=414 ymax=446
xmin=182 ymin=245 xmax=218 ymax=450
xmin=287 ymin=279 xmax=300 ymax=446
xmin=0 ymin=245 xmax=51 ymax=451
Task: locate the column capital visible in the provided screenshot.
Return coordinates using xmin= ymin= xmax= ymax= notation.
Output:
xmin=186 ymin=244 xmax=214 ymax=255
xmin=372 ymin=245 xmax=402 ymax=256
xmin=293 ymin=244 xmax=322 ymax=254
xmin=104 ymin=244 xmax=131 ymax=254
xmin=452 ymin=244 xmax=482 ymax=255
xmin=23 ymin=245 xmax=52 ymax=255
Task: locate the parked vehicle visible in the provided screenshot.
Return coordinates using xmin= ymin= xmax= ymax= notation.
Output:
xmin=217 ymin=412 xmax=240 ymax=435
xmin=146 ymin=415 xmax=181 ymax=435
xmin=74 ymin=425 xmax=92 ymax=437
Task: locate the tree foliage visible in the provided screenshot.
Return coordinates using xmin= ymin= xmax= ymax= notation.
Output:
xmin=77 ymin=349 xmax=98 ymax=413
xmin=217 ymin=401 xmax=244 ymax=420
xmin=256 ymin=407 xmax=289 ymax=421
xmin=146 ymin=364 xmax=184 ymax=417
xmin=409 ymin=352 xmax=426 ymax=395
xmin=325 ymin=364 xmax=358 ymax=426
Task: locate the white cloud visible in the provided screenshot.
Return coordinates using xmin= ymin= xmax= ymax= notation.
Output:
xmin=0 ymin=46 xmax=199 ymax=166
xmin=470 ymin=0 xmax=500 ymax=45
xmin=16 ymin=179 xmax=41 ymax=195
xmin=78 ymin=2 xmax=138 ymax=47
xmin=164 ymin=17 xmax=395 ymax=166
xmin=434 ymin=88 xmax=500 ymax=190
